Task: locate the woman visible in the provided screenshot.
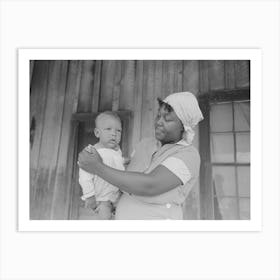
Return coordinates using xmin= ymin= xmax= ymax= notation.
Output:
xmin=78 ymin=92 xmax=203 ymax=220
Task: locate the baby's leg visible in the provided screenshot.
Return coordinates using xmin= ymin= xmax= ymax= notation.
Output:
xmin=95 ymin=201 xmax=113 ymax=220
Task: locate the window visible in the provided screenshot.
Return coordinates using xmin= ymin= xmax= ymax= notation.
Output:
xmin=199 ymin=90 xmax=250 ymax=220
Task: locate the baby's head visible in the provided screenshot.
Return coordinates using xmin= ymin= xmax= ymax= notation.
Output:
xmin=94 ymin=111 xmax=122 ymax=150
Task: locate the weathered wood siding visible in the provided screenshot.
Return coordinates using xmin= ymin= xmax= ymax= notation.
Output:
xmin=30 ymin=60 xmax=250 ymax=220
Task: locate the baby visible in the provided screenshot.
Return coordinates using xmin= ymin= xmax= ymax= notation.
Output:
xmin=78 ymin=111 xmax=125 ymax=219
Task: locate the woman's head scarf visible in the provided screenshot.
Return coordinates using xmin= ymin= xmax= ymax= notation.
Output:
xmin=163 ymin=92 xmax=204 ymax=144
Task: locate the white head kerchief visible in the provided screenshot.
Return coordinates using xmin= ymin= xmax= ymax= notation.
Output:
xmin=163 ymin=92 xmax=204 ymax=144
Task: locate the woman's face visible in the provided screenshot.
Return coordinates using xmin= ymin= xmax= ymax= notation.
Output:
xmin=154 ymin=106 xmax=184 ymax=144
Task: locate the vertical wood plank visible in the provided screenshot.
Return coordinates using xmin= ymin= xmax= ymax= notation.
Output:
xmin=161 ymin=61 xmax=169 ymax=98
xmin=183 ymin=60 xmax=199 ymax=95
xmin=71 ymin=60 xmax=83 ymax=113
xmin=173 ymin=60 xmax=183 ymax=93
xmin=168 ymin=60 xmax=176 ymax=96
xmin=225 ymin=60 xmax=236 ymax=89
xmin=91 ymin=60 xmax=102 ymax=112
xmin=182 ymin=60 xmax=201 ymax=219
xmin=30 ymin=61 xmax=50 ymax=215
xmin=32 ymin=61 xmax=68 ymax=219
xmin=141 ymin=60 xmax=155 ymax=139
xmin=77 ymin=61 xmax=95 ymax=113
xmin=153 ymin=60 xmax=163 ymax=126
xmin=112 ymin=60 xmax=122 ymax=111
xmin=199 ymin=60 xmax=210 ymax=94
xmin=154 ymin=60 xmax=163 ymax=99
xmin=99 ymin=60 xmax=116 ymax=111
xmin=119 ymin=60 xmax=135 ymax=154
xmin=29 ymin=61 xmax=48 ymax=125
xmin=50 ymin=61 xmax=84 ymax=219
xmin=162 ymin=60 xmax=176 ymax=98
xmin=199 ymin=99 xmax=214 ymax=219
xmin=235 ymin=60 xmax=250 ymax=88
xmin=119 ymin=60 xmax=135 ymax=110
xmin=119 ymin=112 xmax=133 ymax=158
xmin=208 ymin=60 xmax=225 ymax=90
xmin=30 ymin=60 xmax=35 ymax=84
xmin=131 ymin=61 xmax=144 ymax=151
xmin=68 ymin=121 xmax=80 ymax=219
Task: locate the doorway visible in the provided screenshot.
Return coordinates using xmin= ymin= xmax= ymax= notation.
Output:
xmin=68 ymin=111 xmax=132 ymax=219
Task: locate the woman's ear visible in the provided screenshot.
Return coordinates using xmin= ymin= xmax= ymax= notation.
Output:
xmin=94 ymin=128 xmax=100 ymax=138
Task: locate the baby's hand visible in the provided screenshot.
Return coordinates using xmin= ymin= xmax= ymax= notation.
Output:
xmin=85 ymin=196 xmax=97 ymax=210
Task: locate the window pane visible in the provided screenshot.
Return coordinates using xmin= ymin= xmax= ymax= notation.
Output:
xmin=210 ymin=103 xmax=233 ymax=132
xmin=216 ymin=197 xmax=239 ymax=220
xmin=234 ymin=101 xmax=250 ymax=131
xmin=237 ymin=166 xmax=250 ymax=197
xmin=236 ymin=132 xmax=250 ymax=163
xmin=211 ymin=133 xmax=234 ymax=162
xmin=213 ymin=166 xmax=236 ymax=197
xmin=239 ymin=198 xmax=250 ymax=220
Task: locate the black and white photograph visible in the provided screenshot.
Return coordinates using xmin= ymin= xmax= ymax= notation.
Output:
xmin=28 ymin=59 xmax=251 ymax=221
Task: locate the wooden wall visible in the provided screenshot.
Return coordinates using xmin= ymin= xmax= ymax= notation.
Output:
xmin=29 ymin=60 xmax=250 ymax=220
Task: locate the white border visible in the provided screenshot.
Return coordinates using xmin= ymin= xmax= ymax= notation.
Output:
xmin=18 ymin=49 xmax=262 ymax=232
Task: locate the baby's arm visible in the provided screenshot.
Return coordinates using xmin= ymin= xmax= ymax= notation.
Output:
xmin=79 ymin=169 xmax=98 ymax=210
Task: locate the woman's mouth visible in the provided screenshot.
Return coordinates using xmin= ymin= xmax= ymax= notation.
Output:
xmin=155 ymin=127 xmax=164 ymax=135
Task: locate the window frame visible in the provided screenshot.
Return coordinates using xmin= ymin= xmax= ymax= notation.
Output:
xmin=198 ymin=89 xmax=250 ymax=220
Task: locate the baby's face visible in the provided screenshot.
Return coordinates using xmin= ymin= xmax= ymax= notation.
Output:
xmin=95 ymin=116 xmax=122 ymax=150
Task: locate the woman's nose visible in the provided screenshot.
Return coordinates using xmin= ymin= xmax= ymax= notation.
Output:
xmin=156 ymin=116 xmax=164 ymax=126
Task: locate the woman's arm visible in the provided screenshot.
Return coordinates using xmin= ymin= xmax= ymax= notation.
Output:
xmin=78 ymin=150 xmax=182 ymax=196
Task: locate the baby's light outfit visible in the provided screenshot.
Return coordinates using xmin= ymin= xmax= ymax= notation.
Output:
xmin=79 ymin=145 xmax=124 ymax=203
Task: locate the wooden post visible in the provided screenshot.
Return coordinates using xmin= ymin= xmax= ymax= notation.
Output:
xmin=199 ymin=98 xmax=214 ymax=219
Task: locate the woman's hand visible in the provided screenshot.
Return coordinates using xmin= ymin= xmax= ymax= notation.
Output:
xmin=85 ymin=144 xmax=96 ymax=154
xmin=78 ymin=146 xmax=103 ymax=174
xmin=123 ymin=157 xmax=131 ymax=165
